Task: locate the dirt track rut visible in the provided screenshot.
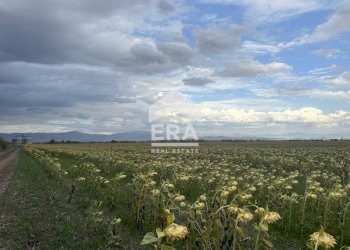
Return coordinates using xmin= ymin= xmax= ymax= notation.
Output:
xmin=0 ymin=148 xmax=18 ymax=196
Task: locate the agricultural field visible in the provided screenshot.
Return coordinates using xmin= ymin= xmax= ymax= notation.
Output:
xmin=1 ymin=141 xmax=350 ymax=249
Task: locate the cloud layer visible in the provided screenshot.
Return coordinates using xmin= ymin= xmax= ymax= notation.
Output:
xmin=0 ymin=0 xmax=349 ymax=137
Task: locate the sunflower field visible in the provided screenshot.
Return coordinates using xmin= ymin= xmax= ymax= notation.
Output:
xmin=22 ymin=141 xmax=350 ymax=249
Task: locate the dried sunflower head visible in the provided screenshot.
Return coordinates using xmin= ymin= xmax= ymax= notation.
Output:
xmin=199 ymin=194 xmax=206 ymax=202
xmin=151 ymin=189 xmax=160 ymax=196
xmin=164 ymin=183 xmax=175 ymax=189
xmin=228 ymin=206 xmax=243 ymax=215
xmin=309 ymin=231 xmax=336 ymax=249
xmin=238 ymin=212 xmax=253 ymax=223
xmin=239 ymin=194 xmax=252 ymax=202
xmin=163 ymin=223 xmax=189 ymax=241
xmin=228 ymin=186 xmax=237 ymax=192
xmin=263 ymin=212 xmax=281 ymax=224
xmin=193 ymin=202 xmax=205 ymax=210
xmin=174 ymin=195 xmax=186 ymax=202
xmin=220 ymin=190 xmax=230 ymax=198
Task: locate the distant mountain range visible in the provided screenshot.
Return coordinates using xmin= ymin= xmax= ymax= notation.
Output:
xmin=0 ymin=131 xmax=347 ymax=143
xmin=0 ymin=131 xmax=151 ymax=143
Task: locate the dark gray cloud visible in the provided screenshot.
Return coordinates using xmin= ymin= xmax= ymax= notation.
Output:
xmin=130 ymin=44 xmax=166 ymax=64
xmin=183 ymin=77 xmax=214 ymax=86
xmin=157 ymin=0 xmax=176 ymax=14
xmin=0 ymin=0 xmax=153 ymax=63
xmin=194 ymin=23 xmax=246 ymax=54
xmin=0 ymin=61 xmax=155 ymax=133
xmin=0 ymin=0 xmax=190 ymax=132
xmin=0 ymin=62 xmax=134 ymax=109
xmin=112 ymin=42 xmax=193 ymax=74
xmin=0 ymin=0 xmax=185 ymax=72
xmin=0 ymin=1 xmax=79 ymax=64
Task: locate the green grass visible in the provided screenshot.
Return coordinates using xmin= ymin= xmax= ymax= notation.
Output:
xmin=55 ymin=154 xmax=142 ymax=232
xmin=0 ymin=150 xmax=145 ymax=249
xmin=0 ymin=150 xmax=102 ymax=249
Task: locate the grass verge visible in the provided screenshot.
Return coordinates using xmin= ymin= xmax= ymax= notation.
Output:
xmin=0 ymin=150 xmax=145 ymax=249
xmin=0 ymin=150 xmax=103 ymax=249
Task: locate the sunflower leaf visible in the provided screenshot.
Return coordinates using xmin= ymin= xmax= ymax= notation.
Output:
xmin=141 ymin=232 xmax=158 ymax=245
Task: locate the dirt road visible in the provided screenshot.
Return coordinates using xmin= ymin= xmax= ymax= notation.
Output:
xmin=0 ymin=148 xmax=18 ymax=196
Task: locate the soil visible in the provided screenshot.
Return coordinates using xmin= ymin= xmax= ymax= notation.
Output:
xmin=0 ymin=148 xmax=18 ymax=196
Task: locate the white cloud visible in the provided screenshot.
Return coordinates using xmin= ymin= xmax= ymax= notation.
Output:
xmin=217 ymin=58 xmax=292 ymax=77
xmin=254 ymin=87 xmax=350 ymax=101
xmin=242 ymin=41 xmax=282 ymax=54
xmin=323 ymin=72 xmax=350 ymax=87
xmin=311 ymin=48 xmax=342 ymax=58
xmin=287 ymin=5 xmax=350 ymax=46
xmin=148 ymin=92 xmax=350 ymax=127
xmin=302 ymin=8 xmax=350 ymax=43
xmin=311 ymin=89 xmax=350 ymax=100
xmin=200 ymin=0 xmax=328 ymax=23
xmin=201 ymin=14 xmax=230 ymax=23
xmin=308 ymin=64 xmax=345 ymax=75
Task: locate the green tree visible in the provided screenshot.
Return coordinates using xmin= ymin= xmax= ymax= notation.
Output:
xmin=0 ymin=137 xmax=8 ymax=149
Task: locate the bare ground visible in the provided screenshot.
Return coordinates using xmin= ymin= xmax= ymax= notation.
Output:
xmin=0 ymin=148 xmax=18 ymax=196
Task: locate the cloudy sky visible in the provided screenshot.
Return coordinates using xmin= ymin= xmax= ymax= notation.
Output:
xmin=0 ymin=0 xmax=350 ymax=137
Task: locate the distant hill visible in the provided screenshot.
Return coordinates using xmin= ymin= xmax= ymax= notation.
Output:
xmin=201 ymin=135 xmax=280 ymax=141
xmin=0 ymin=131 xmax=347 ymax=143
xmin=0 ymin=131 xmax=151 ymax=143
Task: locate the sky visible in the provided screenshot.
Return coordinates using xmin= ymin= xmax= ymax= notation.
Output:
xmin=0 ymin=0 xmax=350 ymax=138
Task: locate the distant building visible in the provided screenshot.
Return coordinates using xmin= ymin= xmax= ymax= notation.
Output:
xmin=12 ymin=135 xmax=22 ymax=144
xmin=12 ymin=135 xmax=32 ymax=144
xmin=23 ymin=136 xmax=32 ymax=144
